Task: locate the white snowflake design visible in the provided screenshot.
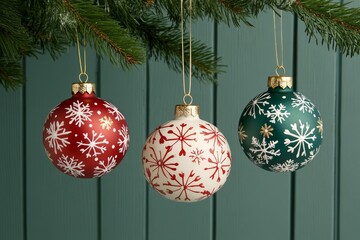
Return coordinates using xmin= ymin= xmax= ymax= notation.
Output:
xmin=45 ymin=105 xmax=59 ymax=121
xmin=243 ymin=92 xmax=271 ymax=119
xmin=57 ymin=155 xmax=85 ymax=177
xmin=117 ymin=125 xmax=130 ymax=154
xmin=77 ymin=130 xmax=109 ymax=158
xmin=264 ymin=103 xmax=290 ymax=123
xmin=291 ymin=92 xmax=315 ymax=114
xmin=99 ymin=116 xmax=113 ymax=130
xmin=103 ymin=101 xmax=125 ymax=121
xmin=45 ymin=121 xmax=71 ymax=154
xmin=65 ymin=100 xmax=93 ymax=127
xmin=93 ymin=156 xmax=118 ymax=177
xmin=284 ymin=120 xmax=317 ymax=158
xmin=270 ymin=159 xmax=299 ymax=173
xmin=300 ymin=147 xmax=320 ymax=166
xmin=249 ymin=136 xmax=281 ymax=165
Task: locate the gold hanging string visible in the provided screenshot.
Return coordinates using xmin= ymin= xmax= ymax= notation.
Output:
xmin=181 ymin=0 xmax=193 ymax=105
xmin=272 ymin=9 xmax=285 ymax=76
xmin=76 ymin=33 xmax=88 ymax=82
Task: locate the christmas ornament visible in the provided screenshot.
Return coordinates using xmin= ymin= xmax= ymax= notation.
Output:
xmin=238 ymin=10 xmax=323 ymax=172
xmin=42 ymin=82 xmax=129 ymax=178
xmin=42 ymin=35 xmax=129 ymax=178
xmin=238 ymin=76 xmax=323 ymax=172
xmin=142 ymin=105 xmax=232 ymax=202
xmin=142 ymin=0 xmax=231 ymax=202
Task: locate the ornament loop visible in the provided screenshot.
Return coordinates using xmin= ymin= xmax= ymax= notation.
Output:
xmin=275 ymin=65 xmax=286 ymax=76
xmin=78 ymin=73 xmax=89 ymax=83
xmin=183 ymin=94 xmax=193 ymax=105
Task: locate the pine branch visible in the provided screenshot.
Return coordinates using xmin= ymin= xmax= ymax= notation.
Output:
xmin=140 ymin=16 xmax=223 ymax=82
xmin=291 ymin=0 xmax=360 ymax=56
xmin=64 ymin=0 xmax=145 ymax=67
xmin=152 ymin=0 xmax=251 ymax=27
xmin=0 ymin=59 xmax=24 ymax=90
xmin=24 ymin=0 xmax=71 ymax=58
xmin=107 ymin=1 xmax=222 ymax=82
xmin=219 ymin=0 xmax=360 ymax=56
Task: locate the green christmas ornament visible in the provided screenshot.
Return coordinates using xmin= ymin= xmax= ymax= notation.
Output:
xmin=238 ymin=76 xmax=323 ymax=172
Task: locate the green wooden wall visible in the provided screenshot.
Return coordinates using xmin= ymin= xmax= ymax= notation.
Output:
xmin=1 ymin=5 xmax=360 ymax=240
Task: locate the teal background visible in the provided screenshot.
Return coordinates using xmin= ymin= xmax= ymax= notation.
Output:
xmin=1 ymin=4 xmax=359 ymax=240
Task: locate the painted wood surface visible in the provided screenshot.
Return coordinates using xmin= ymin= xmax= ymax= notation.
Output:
xmin=1 ymin=3 xmax=360 ymax=240
xmin=25 ymin=49 xmax=98 ymax=240
xmin=216 ymin=11 xmax=293 ymax=240
xmin=0 ymin=86 xmax=24 ymax=240
xmin=294 ymin=18 xmax=337 ymax=240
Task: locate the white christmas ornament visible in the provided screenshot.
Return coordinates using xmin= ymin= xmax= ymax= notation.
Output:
xmin=142 ymin=105 xmax=232 ymax=202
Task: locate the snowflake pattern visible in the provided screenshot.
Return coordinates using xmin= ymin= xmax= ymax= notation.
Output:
xmin=99 ymin=116 xmax=113 ymax=130
xmin=284 ymin=120 xmax=316 ymax=158
xmin=45 ymin=106 xmax=59 ymax=121
xmin=166 ymin=123 xmax=197 ymax=156
xmin=249 ymin=136 xmax=281 ymax=165
xmin=145 ymin=146 xmax=178 ymax=178
xmin=77 ymin=130 xmax=109 ymax=158
xmin=243 ymin=92 xmax=271 ymax=119
xmin=264 ymin=103 xmax=290 ymax=123
xmin=199 ymin=123 xmax=226 ymax=148
xmin=145 ymin=168 xmax=166 ymax=195
xmin=260 ymin=123 xmax=273 ymax=138
xmin=204 ymin=148 xmax=231 ymax=182
xmin=291 ymin=92 xmax=315 ymax=113
xmin=45 ymin=121 xmax=71 ymax=154
xmin=317 ymin=117 xmax=323 ymax=138
xmin=189 ymin=148 xmax=207 ymax=165
xmin=238 ymin=123 xmax=247 ymax=144
xmin=93 ymin=156 xmax=118 ymax=177
xmin=270 ymin=159 xmax=299 ymax=172
xmin=301 ymin=147 xmax=320 ymax=166
xmin=164 ymin=170 xmax=205 ymax=201
xmin=103 ymin=101 xmax=124 ymax=121
xmin=196 ymin=187 xmax=221 ymax=201
xmin=117 ymin=125 xmax=130 ymax=154
xmin=65 ymin=100 xmax=93 ymax=127
xmin=57 ymin=155 xmax=85 ymax=177
xmin=147 ymin=123 xmax=174 ymax=144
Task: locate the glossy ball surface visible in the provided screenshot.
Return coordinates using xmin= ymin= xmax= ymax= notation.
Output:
xmin=239 ymin=87 xmax=323 ymax=172
xmin=142 ymin=109 xmax=231 ymax=202
xmin=43 ymin=92 xmax=129 ymax=178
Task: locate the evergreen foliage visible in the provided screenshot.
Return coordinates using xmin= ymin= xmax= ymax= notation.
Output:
xmin=1 ymin=0 xmax=360 ymax=89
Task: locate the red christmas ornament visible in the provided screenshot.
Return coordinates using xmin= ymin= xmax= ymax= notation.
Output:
xmin=42 ymin=83 xmax=129 ymax=178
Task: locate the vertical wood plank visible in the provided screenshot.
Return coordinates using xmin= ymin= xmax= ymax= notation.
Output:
xmin=0 ymin=87 xmax=24 ymax=240
xmin=340 ymin=1 xmax=360 ymax=239
xmin=147 ymin=21 xmax=214 ymax=240
xmin=216 ymin=11 xmax=293 ymax=240
xmin=294 ymin=18 xmax=337 ymax=240
xmin=25 ymin=49 xmax=98 ymax=240
xmin=100 ymin=61 xmax=147 ymax=240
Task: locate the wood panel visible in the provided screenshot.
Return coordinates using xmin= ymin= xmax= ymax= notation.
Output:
xmin=25 ymin=49 xmax=98 ymax=240
xmin=147 ymin=21 xmax=215 ymax=240
xmin=294 ymin=19 xmax=337 ymax=240
xmin=0 ymin=87 xmax=24 ymax=240
xmin=340 ymin=2 xmax=360 ymax=238
xmin=100 ymin=61 xmax=147 ymax=240
xmin=216 ymin=11 xmax=293 ymax=240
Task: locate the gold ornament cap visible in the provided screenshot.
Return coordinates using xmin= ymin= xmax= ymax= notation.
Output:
xmin=175 ymin=105 xmax=200 ymax=118
xmin=72 ymin=82 xmax=96 ymax=95
xmin=268 ymin=76 xmax=293 ymax=89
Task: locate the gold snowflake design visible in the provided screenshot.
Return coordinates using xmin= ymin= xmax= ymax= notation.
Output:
xmin=260 ymin=123 xmax=274 ymax=138
xmin=99 ymin=116 xmax=114 ymax=130
xmin=317 ymin=117 xmax=323 ymax=138
xmin=238 ymin=123 xmax=248 ymax=144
